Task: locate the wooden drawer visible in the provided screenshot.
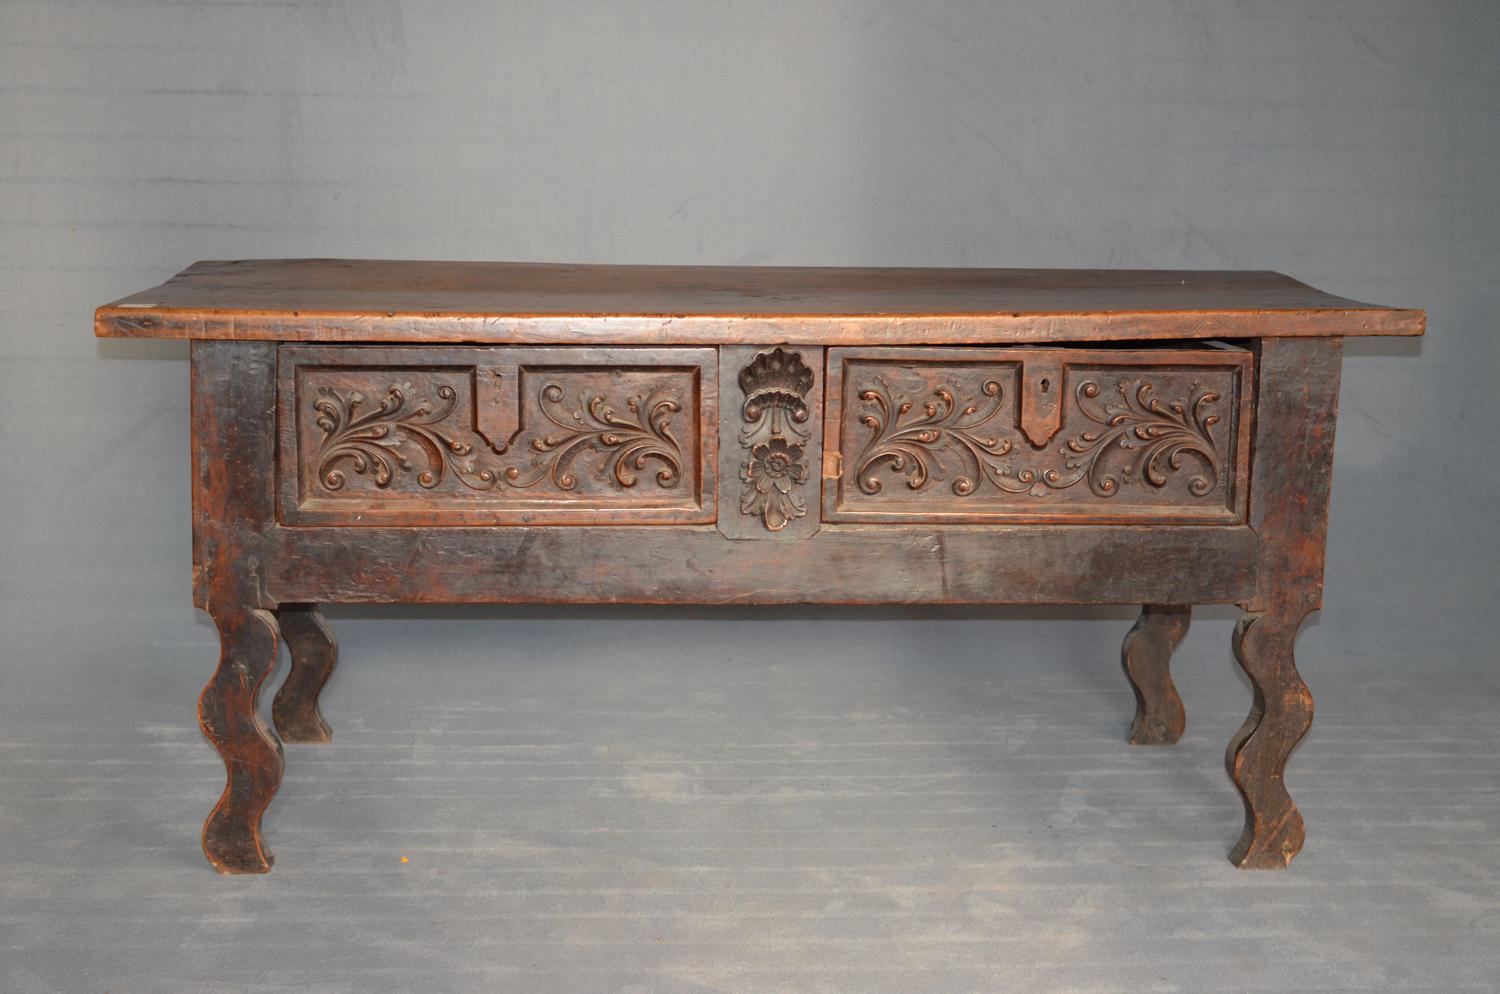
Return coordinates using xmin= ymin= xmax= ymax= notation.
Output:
xmin=277 ymin=346 xmax=717 ymax=525
xmin=822 ymin=345 xmax=1252 ymax=524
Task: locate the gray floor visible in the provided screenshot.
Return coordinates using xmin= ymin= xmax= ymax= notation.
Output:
xmin=3 ymin=604 xmax=1497 ymax=993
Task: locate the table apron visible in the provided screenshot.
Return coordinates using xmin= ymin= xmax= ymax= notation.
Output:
xmin=257 ymin=523 xmax=1260 ymax=606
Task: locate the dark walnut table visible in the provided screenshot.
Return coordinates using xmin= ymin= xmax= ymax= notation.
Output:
xmin=96 ymin=260 xmax=1423 ymax=874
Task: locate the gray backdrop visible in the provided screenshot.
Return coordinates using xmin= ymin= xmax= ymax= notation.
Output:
xmin=2 ymin=2 xmax=1497 ymax=992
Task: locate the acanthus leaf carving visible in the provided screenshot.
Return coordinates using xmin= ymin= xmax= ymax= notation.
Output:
xmin=501 ymin=384 xmax=684 ymax=491
xmin=848 ymin=372 xmax=1224 ymax=501
xmin=1054 ymin=379 xmax=1221 ymax=498
xmin=314 ymin=383 xmax=498 ymax=492
xmin=311 ymin=378 xmax=686 ymax=496
xmin=853 ymin=376 xmax=1012 ymax=496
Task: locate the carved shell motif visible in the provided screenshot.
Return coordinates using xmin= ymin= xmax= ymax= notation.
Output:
xmin=738 ymin=347 xmax=814 ymax=445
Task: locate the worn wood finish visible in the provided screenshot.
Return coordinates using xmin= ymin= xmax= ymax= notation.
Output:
xmin=1226 ymin=336 xmax=1344 ymax=868
xmin=1228 ymin=608 xmax=1315 ymax=868
xmin=1122 ymin=605 xmax=1191 ymax=745
xmin=263 ymin=525 xmax=1260 ymax=606
xmin=95 ymin=260 xmax=1425 ymax=344
xmin=102 ymin=263 xmax=1420 ymax=873
xmin=191 ymin=340 xmax=283 ymax=873
xmin=191 ymin=339 xmax=279 ymax=615
xmin=272 ymin=604 xmax=338 ymax=744
xmin=199 ymin=607 xmax=283 ymax=874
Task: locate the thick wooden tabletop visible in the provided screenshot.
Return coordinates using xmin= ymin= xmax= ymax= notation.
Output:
xmin=95 ymin=259 xmax=1423 ymax=345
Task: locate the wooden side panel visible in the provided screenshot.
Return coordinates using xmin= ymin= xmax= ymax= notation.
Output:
xmin=824 ymin=346 xmax=1253 ymax=525
xmin=1245 ymin=337 xmax=1345 ymax=614
xmin=716 ymin=345 xmax=824 ymax=540
xmin=192 ymin=340 xmax=280 ymax=611
xmin=277 ymin=346 xmax=717 ymax=526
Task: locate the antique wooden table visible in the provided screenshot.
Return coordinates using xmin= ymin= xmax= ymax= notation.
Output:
xmin=96 ymin=260 xmax=1423 ymax=874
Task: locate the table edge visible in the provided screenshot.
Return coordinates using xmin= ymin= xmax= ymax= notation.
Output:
xmin=96 ymin=306 xmax=1426 ymax=341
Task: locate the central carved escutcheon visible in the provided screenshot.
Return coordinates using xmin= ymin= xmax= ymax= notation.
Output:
xmin=737 ymin=347 xmax=815 ymax=532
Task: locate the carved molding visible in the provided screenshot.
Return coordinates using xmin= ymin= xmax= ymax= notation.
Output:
xmin=737 ymin=348 xmax=815 ymax=531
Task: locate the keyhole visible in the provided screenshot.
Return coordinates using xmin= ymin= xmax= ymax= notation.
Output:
xmin=1040 ymin=378 xmax=1050 ymax=393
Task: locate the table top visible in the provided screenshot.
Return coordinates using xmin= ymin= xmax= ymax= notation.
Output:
xmin=95 ymin=259 xmax=1424 ymax=345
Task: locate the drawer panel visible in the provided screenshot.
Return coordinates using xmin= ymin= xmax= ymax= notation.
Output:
xmin=277 ymin=346 xmax=717 ymax=525
xmin=823 ymin=345 xmax=1252 ymax=524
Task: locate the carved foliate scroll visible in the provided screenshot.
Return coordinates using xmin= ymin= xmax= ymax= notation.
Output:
xmin=277 ymin=346 xmax=716 ymax=525
xmin=851 ymin=375 xmax=1223 ymax=499
xmin=825 ymin=346 xmax=1250 ymax=524
xmin=310 ymin=378 xmax=686 ymax=497
xmin=311 ymin=380 xmax=501 ymax=493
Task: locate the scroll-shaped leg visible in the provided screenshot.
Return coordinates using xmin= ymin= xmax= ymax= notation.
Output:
xmin=273 ymin=604 xmax=338 ymax=744
xmin=199 ymin=607 xmax=285 ymax=874
xmin=1121 ymin=604 xmax=1190 ymax=745
xmin=1226 ymin=607 xmax=1315 ymax=868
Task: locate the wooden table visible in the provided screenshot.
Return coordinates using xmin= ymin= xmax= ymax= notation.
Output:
xmin=96 ymin=260 xmax=1423 ymax=874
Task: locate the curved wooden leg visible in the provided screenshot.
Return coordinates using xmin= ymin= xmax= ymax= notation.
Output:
xmin=200 ymin=607 xmax=284 ymax=874
xmin=273 ymin=604 xmax=338 ymax=744
xmin=1121 ymin=604 xmax=1190 ymax=745
xmin=1226 ymin=607 xmax=1315 ymax=869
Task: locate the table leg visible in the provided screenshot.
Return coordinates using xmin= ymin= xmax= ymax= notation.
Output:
xmin=273 ymin=604 xmax=338 ymax=744
xmin=1226 ymin=605 xmax=1314 ymax=868
xmin=199 ymin=606 xmax=285 ymax=874
xmin=1121 ymin=604 xmax=1189 ymax=745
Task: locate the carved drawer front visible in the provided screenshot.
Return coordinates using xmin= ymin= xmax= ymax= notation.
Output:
xmin=277 ymin=346 xmax=717 ymax=526
xmin=823 ymin=345 xmax=1252 ymax=524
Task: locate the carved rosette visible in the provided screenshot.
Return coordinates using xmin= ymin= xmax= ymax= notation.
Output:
xmin=737 ymin=348 xmax=815 ymax=531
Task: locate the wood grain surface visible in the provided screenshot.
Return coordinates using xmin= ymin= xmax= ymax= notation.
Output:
xmin=95 ymin=259 xmax=1424 ymax=344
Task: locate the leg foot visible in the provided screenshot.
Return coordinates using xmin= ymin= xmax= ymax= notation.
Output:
xmin=200 ymin=607 xmax=284 ymax=874
xmin=1121 ymin=604 xmax=1189 ymax=745
xmin=273 ymin=604 xmax=338 ymax=744
xmin=1227 ymin=608 xmax=1315 ymax=869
